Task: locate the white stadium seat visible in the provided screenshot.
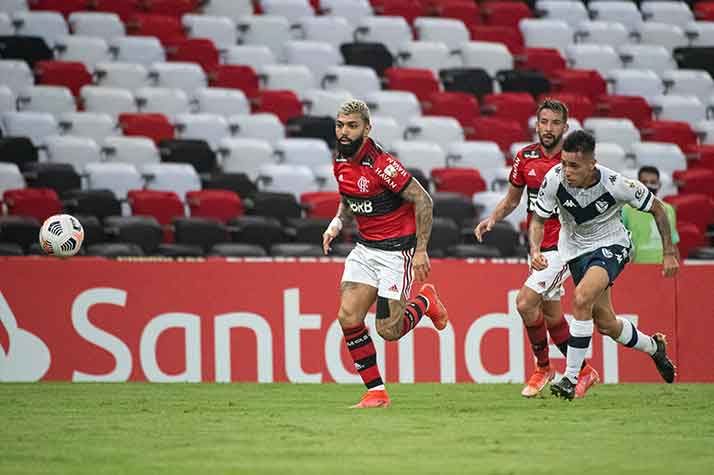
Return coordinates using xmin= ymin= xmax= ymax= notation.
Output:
xmin=218 ymin=137 xmax=274 ymax=181
xmin=319 ymin=0 xmax=372 ymax=20
xmin=182 ymin=14 xmax=237 ymax=48
xmin=296 ymin=16 xmax=353 ymax=51
xmin=223 ymin=45 xmax=277 ymax=70
xmin=460 ymin=41 xmax=513 ymax=77
xmin=661 ymin=69 xmax=714 ymax=103
xmin=445 ymin=141 xmax=507 ymax=189
xmin=313 ymin=163 xmax=338 ymax=191
xmin=274 ymin=138 xmax=332 ymax=169
xmin=519 ymin=19 xmax=573 ymax=54
xmin=109 ymin=36 xmax=165 ymax=66
xmin=261 ymin=0 xmax=314 ymax=19
xmin=101 ymin=136 xmax=160 ymax=168
xmin=397 ymin=41 xmax=456 ymax=72
xmin=617 ymin=44 xmax=677 ymax=75
xmin=85 ymin=162 xmax=144 ymax=201
xmin=80 ymin=86 xmax=137 ymax=117
xmin=0 ymin=85 xmax=14 ymax=113
xmin=54 ymin=35 xmax=111 ymax=70
xmin=16 ymin=86 xmax=75 ymax=115
xmin=173 ymin=113 xmax=231 ymax=149
xmin=353 ymin=16 xmax=413 ymax=56
xmin=68 ymin=12 xmax=125 ymax=40
xmin=228 ymin=113 xmax=285 ymax=141
xmin=258 ymin=64 xmax=316 ymax=96
xmin=574 ymin=20 xmax=630 ymax=47
xmin=202 ymin=0 xmax=254 ymax=21
xmin=12 ymin=10 xmax=67 ymax=46
xmin=94 ymin=62 xmax=150 ymax=92
xmin=369 ymin=115 xmax=404 ymax=151
xmin=587 ymin=1 xmax=643 ymax=32
xmin=364 ymin=91 xmax=421 ymax=126
xmin=302 ymin=89 xmax=351 ymax=117
xmin=257 ymin=163 xmax=318 ymax=199
xmin=473 ymin=190 xmax=527 ymax=228
xmin=583 ymin=117 xmax=641 ymax=155
xmin=192 ymin=87 xmax=250 ymax=117
xmin=694 ymin=120 xmax=714 ymax=145
xmin=0 ymin=162 xmax=26 ymax=197
xmin=135 ymin=87 xmax=191 ymax=116
xmin=641 ymin=1 xmax=694 ymax=29
xmin=565 ymin=44 xmax=622 ymax=77
xmin=321 ymin=65 xmax=381 ymax=98
xmin=44 ymin=135 xmax=101 ymax=172
xmin=1 ymin=111 xmax=58 ymax=146
xmin=633 ymin=22 xmax=687 ymax=51
xmin=148 ymin=62 xmax=207 ymax=94
xmin=685 ymin=21 xmax=714 ymax=47
xmin=283 ymin=41 xmax=342 ymax=83
xmin=404 ymin=116 xmax=464 ymax=151
xmin=0 ymin=59 xmax=33 ymax=94
xmin=389 ymin=140 xmax=446 ymax=176
xmin=606 ymin=69 xmax=665 ymax=102
xmin=536 ymin=1 xmax=589 ymax=25
xmin=631 ymin=141 xmax=687 ymax=175
xmin=0 ymin=0 xmax=27 ymax=15
xmin=650 ymin=94 xmax=707 ymax=127
xmin=413 ymin=17 xmax=470 ymax=53
xmin=594 ymin=142 xmax=628 ymax=172
xmin=141 ymin=163 xmax=201 ymax=201
xmin=236 ymin=15 xmax=292 ymax=61
xmin=58 ymin=112 xmax=118 ymax=143
xmin=0 ymin=12 xmax=12 ymax=35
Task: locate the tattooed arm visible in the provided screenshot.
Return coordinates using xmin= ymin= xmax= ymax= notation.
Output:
xmin=322 ymin=197 xmax=354 ymax=255
xmin=648 ymin=198 xmax=679 ymax=277
xmin=401 ymin=178 xmax=433 ymax=281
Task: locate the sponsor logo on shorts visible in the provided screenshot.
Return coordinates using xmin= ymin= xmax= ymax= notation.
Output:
xmin=388 ymin=284 xmax=399 ymax=292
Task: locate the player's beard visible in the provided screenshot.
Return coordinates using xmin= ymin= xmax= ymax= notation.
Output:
xmin=538 ymin=131 xmax=564 ymax=153
xmin=337 ymin=136 xmax=364 ymax=157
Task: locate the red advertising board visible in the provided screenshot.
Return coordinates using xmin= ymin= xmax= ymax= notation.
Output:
xmin=0 ymin=257 xmax=711 ymax=383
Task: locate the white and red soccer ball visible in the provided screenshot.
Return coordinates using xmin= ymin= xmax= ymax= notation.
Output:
xmin=39 ymin=214 xmax=84 ymax=257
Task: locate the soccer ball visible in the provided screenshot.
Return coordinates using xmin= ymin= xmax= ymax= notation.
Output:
xmin=39 ymin=214 xmax=84 ymax=257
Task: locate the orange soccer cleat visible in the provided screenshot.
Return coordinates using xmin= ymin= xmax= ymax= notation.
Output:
xmin=521 ymin=365 xmax=555 ymax=397
xmin=575 ymin=364 xmax=600 ymax=398
xmin=350 ymin=389 xmax=391 ymax=409
xmin=419 ymin=283 xmax=449 ymax=330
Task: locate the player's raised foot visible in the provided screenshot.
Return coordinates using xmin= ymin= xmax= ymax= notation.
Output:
xmin=419 ymin=283 xmax=449 ymax=330
xmin=551 ymin=376 xmax=576 ymax=401
xmin=651 ymin=333 xmax=676 ymax=383
xmin=575 ymin=364 xmax=600 ymax=398
xmin=521 ymin=365 xmax=555 ymax=397
xmin=350 ymin=389 xmax=391 ymax=409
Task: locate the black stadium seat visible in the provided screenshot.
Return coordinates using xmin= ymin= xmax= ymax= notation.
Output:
xmin=210 ymin=243 xmax=268 ymax=257
xmin=25 ymin=163 xmax=81 ymax=197
xmin=0 ymin=242 xmax=24 ymax=256
xmin=340 ymin=42 xmax=394 ymax=76
xmin=73 ymin=215 xmax=105 ymax=248
xmin=0 ymin=36 xmax=53 ymax=67
xmin=86 ymin=243 xmax=145 ymax=257
xmin=158 ymin=139 xmax=217 ymax=174
xmin=428 ymin=217 xmax=460 ymax=258
xmin=496 ymin=69 xmax=551 ymax=99
xmin=63 ymin=189 xmax=122 ymax=221
xmin=440 ymin=68 xmax=493 ymax=99
xmin=202 ymin=172 xmax=257 ymax=199
xmin=229 ymin=215 xmax=287 ymax=251
xmin=286 ymin=116 xmax=336 ymax=149
xmin=673 ymin=47 xmax=714 ymax=78
xmin=0 ymin=137 xmax=39 ymax=171
xmin=105 ymin=216 xmax=163 ymax=254
xmin=0 ymin=216 xmax=41 ymax=252
xmin=247 ymin=191 xmax=302 ymax=222
xmin=173 ymin=217 xmax=230 ymax=252
xmin=270 ymin=243 xmax=324 ymax=257
xmin=432 ymin=192 xmax=477 ymax=228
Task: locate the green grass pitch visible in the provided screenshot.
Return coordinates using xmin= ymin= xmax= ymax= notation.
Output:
xmin=2 ymin=383 xmax=713 ymax=474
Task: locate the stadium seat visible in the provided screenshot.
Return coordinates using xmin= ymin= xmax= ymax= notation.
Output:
xmin=617 ymin=45 xmax=677 ymax=75
xmin=584 ymin=117 xmax=640 ymax=155
xmin=261 ymin=0 xmax=314 ymax=17
xmin=141 ymin=162 xmax=201 ymax=200
xmin=673 ymin=168 xmax=714 ymax=198
xmin=0 ymin=242 xmax=24 ymax=256
xmin=85 ymin=242 xmax=145 ymax=257
xmin=320 ymin=0 xmax=372 ymax=19
xmin=364 ymin=90 xmax=421 ymax=126
xmin=536 ymin=1 xmax=588 ymax=25
xmin=0 ymin=0 xmax=27 ymax=15
xmin=640 ymin=120 xmax=699 ymax=155
xmin=1 ymin=111 xmax=58 ymax=146
xmin=247 ymin=191 xmax=302 ymax=223
xmin=186 ymin=189 xmax=243 ymax=223
xmin=163 ymin=38 xmax=219 ymax=73
xmin=661 ymin=69 xmax=714 ymax=103
xmin=172 ymin=216 xmax=230 ymax=252
xmin=208 ymin=65 xmax=259 ymax=100
xmin=631 ymin=141 xmax=687 ymax=175
xmin=439 ymin=67 xmax=493 ymax=99
xmin=236 ymin=15 xmax=291 ymax=61
xmin=12 ymin=10 xmax=68 ymax=47
xmin=432 ymin=191 xmax=477 ymax=227
xmin=340 ymin=42 xmax=394 ymax=77
xmin=674 ymin=221 xmax=707 ymax=258
xmin=321 ymin=65 xmax=381 ymax=98
xmin=445 ymin=141 xmax=506 ymax=189
xmin=404 ymin=116 xmax=464 ymax=151
xmin=93 ymin=62 xmax=149 ymax=92
xmin=269 ymin=242 xmax=323 ymax=257
xmin=285 ymin=116 xmax=335 ymax=149
xmin=495 ymin=69 xmax=550 ymax=99
xmin=550 ymin=69 xmax=607 ymax=102
xmin=481 ymin=92 xmax=535 ymax=127
xmin=300 ymin=191 xmax=340 ymax=219
xmin=673 ymin=47 xmax=714 ymax=79
xmin=67 ymin=12 xmax=125 ymax=40
xmin=641 ymin=2 xmax=694 ymax=29
xmin=536 ymin=92 xmax=595 ymax=123
xmin=44 ymin=135 xmax=101 ymax=173
xmin=367 ymin=115 xmax=402 ymax=150
xmin=80 ymin=86 xmax=137 ymax=117
xmin=384 ymin=67 xmax=440 ymax=102
xmin=593 ymin=142 xmax=627 ymax=172
xmin=0 ymin=35 xmax=53 ymax=68
xmin=469 ymin=117 xmax=529 ymax=152
xmin=181 ymin=14 xmax=236 ymax=48
xmin=63 ymin=189 xmax=122 ymax=221
xmin=85 ymin=162 xmax=144 ymax=201
xmin=34 ymin=61 xmax=91 ymax=97
xmin=468 ymin=25 xmax=524 ymax=56
xmin=218 ymin=138 xmax=275 ymax=181
xmin=0 ymin=84 xmax=12 ymax=112
xmin=685 ymin=21 xmax=714 ymax=47
xmin=353 ymin=16 xmax=412 ymax=56
xmin=0 ymin=215 xmax=41 ymax=252
xmin=396 ymin=41 xmax=454 ymax=72
xmin=460 ymin=41 xmax=513 ymax=77
xmin=295 ymin=16 xmax=353 ymax=51
xmin=596 ymin=94 xmax=653 ymax=129
xmin=565 ymin=44 xmax=622 ymax=78
xmin=633 ymin=22 xmax=688 ymax=52
xmin=228 ymin=215 xmax=286 ymax=250
xmin=172 ymin=113 xmax=230 ymax=149
xmin=422 ymin=91 xmax=479 ymax=128
xmin=119 ymin=113 xmax=174 ymax=143
xmin=104 ymin=215 xmax=163 ymax=254
xmin=29 ymin=0 xmax=91 ymax=18
xmin=227 ymin=113 xmax=285 ymax=142
xmin=390 ymin=140 xmax=446 ymax=176
xmin=222 ymin=44 xmax=276 ymax=71
xmin=0 ymin=13 xmax=10 ymax=36
xmin=301 ymin=89 xmax=351 ymax=118
xmin=650 ymin=95 xmax=706 ymax=127
xmin=587 ymin=1 xmax=642 ymax=33
xmin=91 ymin=0 xmax=142 ymax=22
xmin=101 ymin=136 xmax=160 ymax=168
xmin=3 ymin=187 xmax=62 ymax=222
xmin=192 ymin=88 xmax=249 ymax=118
xmin=158 ymin=139 xmax=217 ymax=174
xmin=0 ymin=59 xmax=34 ymax=94
xmin=25 ymin=162 xmax=80 ymax=196
xmin=695 ymin=122 xmax=714 ymax=146
xmin=16 ymin=85 xmax=75 ymax=115
xmin=201 ymin=0 xmax=254 ymax=19
xmin=201 ymin=172 xmax=256 ymax=200
xmin=574 ymin=20 xmax=629 ymax=48
xmin=413 ymin=17 xmax=469 ymax=52
xmin=54 ymin=35 xmax=111 ymax=70
xmin=108 ymin=36 xmax=165 ymax=65
xmin=0 ymin=137 xmax=37 ymax=171
xmin=519 ymin=19 xmax=573 ymax=54
xmin=124 ymin=13 xmax=185 ymax=45
xmin=663 ymin=193 xmax=714 ymax=233
xmin=694 ymin=2 xmax=714 ymax=21
xmin=147 ymin=62 xmax=206 ymax=94
xmin=58 ymin=112 xmax=117 ymax=143
xmin=514 ymin=47 xmax=566 ymax=77
xmin=252 ymin=91 xmax=303 ymax=124
xmin=436 ymin=1 xmax=482 ymax=31
xmin=431 ymin=167 xmax=487 ymax=197
xmin=258 ymin=64 xmax=316 ymax=97
xmin=209 ymin=242 xmax=267 ymax=257
xmin=128 ymin=189 xmax=185 ymax=232
xmin=283 ymin=41 xmax=342 ymax=83
xmin=0 ymin=163 xmax=26 ymax=197
xmin=257 ymin=163 xmax=317 ymax=199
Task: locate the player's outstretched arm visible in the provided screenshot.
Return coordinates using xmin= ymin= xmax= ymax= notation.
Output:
xmin=401 ymin=178 xmax=433 ymax=282
xmin=648 ymin=198 xmax=680 ymax=277
xmin=528 ymin=214 xmax=548 ymax=271
xmin=322 ymin=198 xmax=354 ymax=255
xmin=474 ymin=184 xmax=524 ymax=242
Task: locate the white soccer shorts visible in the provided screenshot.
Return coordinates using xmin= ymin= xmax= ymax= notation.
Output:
xmin=525 ymin=250 xmax=570 ymax=301
xmin=341 ymin=243 xmax=415 ymax=301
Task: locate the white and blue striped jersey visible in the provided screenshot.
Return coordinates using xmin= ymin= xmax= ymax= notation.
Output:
xmin=535 ymin=164 xmax=655 ymax=262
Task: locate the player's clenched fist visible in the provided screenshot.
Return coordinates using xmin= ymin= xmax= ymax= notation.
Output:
xmin=322 ymin=217 xmax=342 ymax=255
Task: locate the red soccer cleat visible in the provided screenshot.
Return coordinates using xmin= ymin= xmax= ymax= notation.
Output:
xmin=419 ymin=283 xmax=449 ymax=330
xmin=521 ymin=365 xmax=555 ymax=397
xmin=575 ymin=364 xmax=600 ymax=398
xmin=350 ymin=389 xmax=391 ymax=409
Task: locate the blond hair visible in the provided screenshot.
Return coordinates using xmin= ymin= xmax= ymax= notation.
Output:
xmin=337 ymin=99 xmax=370 ymax=124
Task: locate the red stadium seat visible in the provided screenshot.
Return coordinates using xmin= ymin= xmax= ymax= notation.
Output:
xmin=91 ymin=0 xmax=142 ymax=22
xmin=694 ymin=2 xmax=714 ymax=21
xmin=663 ymin=194 xmax=714 ymax=233
xmin=515 ymin=48 xmax=566 ymax=77
xmin=431 ymin=167 xmax=487 ymax=197
xmin=209 ymin=65 xmax=259 ymax=99
xmin=3 ymin=188 xmax=63 ymax=223
xmin=481 ymin=2 xmax=532 ymax=28
xmin=29 ymin=0 xmax=89 ymax=18
xmin=128 ymin=189 xmax=185 ymax=241
xmin=125 ymin=13 xmax=185 ymax=44
xmin=376 ymin=0 xmax=427 ymax=26
xmin=469 ymin=117 xmax=529 ymax=153
xmin=384 ymin=67 xmax=440 ymax=102
xmin=469 ymin=25 xmax=523 ymax=54
xmin=675 ymin=221 xmax=707 ymax=258
xmin=300 ymin=191 xmax=341 ymax=219
xmin=252 ymin=90 xmax=303 ymax=124
xmin=640 ymin=120 xmax=699 ymax=156
xmin=119 ymin=113 xmax=175 ymax=143
xmin=164 ymin=38 xmax=219 ymax=73
xmin=481 ymin=92 xmax=535 ymax=126
xmin=423 ymin=91 xmax=480 ymax=127
xmin=34 ymin=60 xmax=92 ymax=97
xmin=140 ymin=0 xmax=200 ymax=17
xmin=186 ymin=190 xmax=244 ymax=223
xmin=436 ymin=2 xmax=482 ymax=30
xmin=673 ymin=169 xmax=714 ymax=198
xmin=537 ymin=92 xmax=595 ymax=123
xmin=550 ymin=69 xmax=607 ymax=102
xmin=687 ymin=145 xmax=714 ymax=171
xmin=596 ymin=95 xmax=653 ymax=129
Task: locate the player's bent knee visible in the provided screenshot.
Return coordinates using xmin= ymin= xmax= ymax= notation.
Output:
xmin=375 ymin=319 xmax=400 ymax=341
xmin=572 ymin=290 xmax=594 ymax=312
xmin=516 ymin=288 xmax=540 ymax=322
xmin=337 ymin=305 xmax=364 ymax=329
